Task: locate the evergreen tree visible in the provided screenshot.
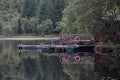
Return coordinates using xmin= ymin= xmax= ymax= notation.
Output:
xmin=21 ymin=0 xmax=37 ymax=19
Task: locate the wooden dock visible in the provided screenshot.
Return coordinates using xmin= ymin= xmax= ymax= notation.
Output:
xmin=18 ymin=44 xmax=95 ymax=54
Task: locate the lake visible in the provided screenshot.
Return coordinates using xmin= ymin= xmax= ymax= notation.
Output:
xmin=0 ymin=39 xmax=94 ymax=80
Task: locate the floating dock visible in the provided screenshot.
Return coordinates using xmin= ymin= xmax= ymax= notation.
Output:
xmin=18 ymin=44 xmax=95 ymax=54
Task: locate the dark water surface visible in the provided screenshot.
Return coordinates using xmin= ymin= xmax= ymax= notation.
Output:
xmin=0 ymin=40 xmax=94 ymax=80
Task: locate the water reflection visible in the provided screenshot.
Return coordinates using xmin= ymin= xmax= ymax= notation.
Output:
xmin=0 ymin=40 xmax=94 ymax=80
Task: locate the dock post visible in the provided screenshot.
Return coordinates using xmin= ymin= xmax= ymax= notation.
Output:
xmin=51 ymin=40 xmax=54 ymax=45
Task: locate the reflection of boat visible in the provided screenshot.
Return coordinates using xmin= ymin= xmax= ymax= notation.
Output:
xmin=18 ymin=34 xmax=95 ymax=64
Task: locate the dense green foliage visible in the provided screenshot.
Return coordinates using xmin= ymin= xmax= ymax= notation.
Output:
xmin=0 ymin=0 xmax=65 ymax=36
xmin=60 ymin=0 xmax=120 ymax=43
xmin=0 ymin=0 xmax=119 ymax=43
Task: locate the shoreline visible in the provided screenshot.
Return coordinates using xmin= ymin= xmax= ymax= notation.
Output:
xmin=0 ymin=37 xmax=60 ymax=40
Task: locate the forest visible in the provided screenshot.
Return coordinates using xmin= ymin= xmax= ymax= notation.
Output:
xmin=0 ymin=0 xmax=119 ymax=43
xmin=0 ymin=0 xmax=120 ymax=80
xmin=0 ymin=0 xmax=65 ymax=36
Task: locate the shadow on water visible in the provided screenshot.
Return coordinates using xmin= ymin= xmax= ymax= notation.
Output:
xmin=0 ymin=40 xmax=94 ymax=80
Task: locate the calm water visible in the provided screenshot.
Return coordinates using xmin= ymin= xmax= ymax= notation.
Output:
xmin=0 ymin=40 xmax=94 ymax=80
